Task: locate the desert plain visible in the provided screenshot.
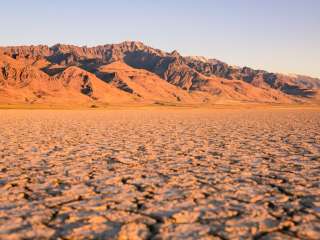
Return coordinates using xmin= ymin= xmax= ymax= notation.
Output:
xmin=0 ymin=107 xmax=320 ymax=239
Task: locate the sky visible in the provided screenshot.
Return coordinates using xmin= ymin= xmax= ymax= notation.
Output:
xmin=1 ymin=0 xmax=319 ymax=77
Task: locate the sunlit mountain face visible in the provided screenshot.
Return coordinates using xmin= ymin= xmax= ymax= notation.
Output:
xmin=0 ymin=41 xmax=319 ymax=106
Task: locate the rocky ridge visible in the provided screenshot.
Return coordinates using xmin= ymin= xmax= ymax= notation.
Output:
xmin=1 ymin=41 xmax=319 ymax=106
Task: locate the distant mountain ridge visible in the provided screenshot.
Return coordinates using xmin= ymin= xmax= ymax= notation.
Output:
xmin=0 ymin=41 xmax=319 ymax=106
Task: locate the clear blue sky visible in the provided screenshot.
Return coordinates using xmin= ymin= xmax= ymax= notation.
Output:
xmin=1 ymin=0 xmax=319 ymax=77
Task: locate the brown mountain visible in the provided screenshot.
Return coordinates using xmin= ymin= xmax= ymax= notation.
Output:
xmin=1 ymin=41 xmax=319 ymax=106
xmin=184 ymin=56 xmax=319 ymax=98
xmin=0 ymin=53 xmax=134 ymax=106
xmin=95 ymin=61 xmax=218 ymax=104
xmin=55 ymin=66 xmax=134 ymax=104
xmin=0 ymin=53 xmax=61 ymax=104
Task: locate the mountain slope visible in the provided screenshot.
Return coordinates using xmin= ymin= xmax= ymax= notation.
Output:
xmin=0 ymin=53 xmax=63 ymax=104
xmin=0 ymin=54 xmax=134 ymax=105
xmin=184 ymin=57 xmax=319 ymax=98
xmin=96 ymin=61 xmax=213 ymax=104
xmin=1 ymin=41 xmax=319 ymax=105
xmin=55 ymin=66 xmax=134 ymax=104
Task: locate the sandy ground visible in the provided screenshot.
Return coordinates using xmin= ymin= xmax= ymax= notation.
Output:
xmin=0 ymin=108 xmax=319 ymax=239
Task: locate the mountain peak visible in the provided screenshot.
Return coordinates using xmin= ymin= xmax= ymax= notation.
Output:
xmin=114 ymin=41 xmax=147 ymax=50
xmin=50 ymin=43 xmax=81 ymax=52
xmin=171 ymin=50 xmax=181 ymax=57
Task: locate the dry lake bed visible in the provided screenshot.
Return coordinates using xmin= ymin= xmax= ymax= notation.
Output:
xmin=0 ymin=108 xmax=320 ymax=239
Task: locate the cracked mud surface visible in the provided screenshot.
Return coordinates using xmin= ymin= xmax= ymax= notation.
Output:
xmin=0 ymin=108 xmax=320 ymax=239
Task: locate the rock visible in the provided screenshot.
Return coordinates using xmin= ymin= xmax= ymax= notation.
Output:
xmin=296 ymin=221 xmax=320 ymax=240
xmin=260 ymin=232 xmax=299 ymax=240
xmin=172 ymin=210 xmax=200 ymax=223
xmin=117 ymin=222 xmax=150 ymax=240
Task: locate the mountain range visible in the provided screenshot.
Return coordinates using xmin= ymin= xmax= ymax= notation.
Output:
xmin=1 ymin=41 xmax=319 ymax=107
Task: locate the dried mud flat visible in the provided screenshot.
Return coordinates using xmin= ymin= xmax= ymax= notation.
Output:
xmin=0 ymin=108 xmax=320 ymax=240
